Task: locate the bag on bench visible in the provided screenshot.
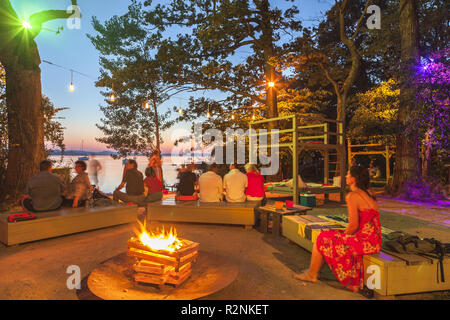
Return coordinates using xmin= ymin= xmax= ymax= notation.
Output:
xmin=384 ymin=236 xmax=450 ymax=283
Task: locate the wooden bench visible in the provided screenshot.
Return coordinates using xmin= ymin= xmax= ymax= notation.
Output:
xmin=282 ymin=215 xmax=450 ymax=297
xmin=147 ymin=198 xmax=261 ymax=229
xmin=0 ymin=204 xmax=139 ymax=246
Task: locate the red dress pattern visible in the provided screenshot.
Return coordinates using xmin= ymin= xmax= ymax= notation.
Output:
xmin=316 ymin=208 xmax=382 ymax=292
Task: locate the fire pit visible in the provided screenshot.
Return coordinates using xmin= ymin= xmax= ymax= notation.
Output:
xmin=81 ymin=221 xmax=239 ymax=300
xmin=127 ymin=223 xmax=199 ymax=288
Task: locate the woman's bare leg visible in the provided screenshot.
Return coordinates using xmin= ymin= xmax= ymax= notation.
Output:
xmin=294 ymin=242 xmax=325 ymax=282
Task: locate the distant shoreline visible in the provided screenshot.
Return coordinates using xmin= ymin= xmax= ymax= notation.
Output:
xmin=50 ymin=151 xmax=194 ymax=157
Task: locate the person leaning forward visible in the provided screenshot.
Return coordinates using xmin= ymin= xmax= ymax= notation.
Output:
xmin=113 ymin=159 xmax=145 ymax=204
xmin=22 ymin=160 xmax=65 ymax=212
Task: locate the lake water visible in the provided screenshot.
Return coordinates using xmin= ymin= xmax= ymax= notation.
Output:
xmin=49 ymin=155 xmax=200 ymax=193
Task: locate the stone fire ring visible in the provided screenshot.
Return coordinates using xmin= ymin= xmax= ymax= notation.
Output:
xmin=82 ymin=250 xmax=239 ymax=300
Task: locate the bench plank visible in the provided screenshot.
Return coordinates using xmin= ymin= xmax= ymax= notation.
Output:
xmin=147 ymin=200 xmax=260 ymax=228
xmin=0 ymin=205 xmax=138 ymax=246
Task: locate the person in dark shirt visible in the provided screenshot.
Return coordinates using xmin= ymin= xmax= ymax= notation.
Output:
xmin=144 ymin=166 xmax=163 ymax=202
xmin=177 ymin=163 xmax=198 ymax=196
xmin=113 ymin=159 xmax=145 ymax=204
xmin=22 ymin=160 xmax=65 ymax=212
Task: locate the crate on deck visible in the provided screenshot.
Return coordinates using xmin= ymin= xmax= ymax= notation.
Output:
xmin=300 ymin=193 xmax=316 ymax=207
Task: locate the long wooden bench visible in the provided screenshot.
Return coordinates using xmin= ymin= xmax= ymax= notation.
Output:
xmin=282 ymin=215 xmax=450 ymax=297
xmin=147 ymin=198 xmax=261 ymax=229
xmin=0 ymin=204 xmax=139 ymax=246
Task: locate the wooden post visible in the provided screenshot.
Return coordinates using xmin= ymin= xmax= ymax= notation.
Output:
xmin=292 ymin=115 xmax=299 ymax=205
xmin=324 ymin=124 xmax=329 ymax=184
xmin=347 ymin=138 xmax=352 ymax=168
xmin=249 ymin=122 xmax=255 ymax=164
xmin=385 ymin=144 xmax=390 ymax=185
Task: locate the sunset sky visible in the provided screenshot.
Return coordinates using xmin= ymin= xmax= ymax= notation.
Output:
xmin=12 ymin=0 xmax=333 ymax=153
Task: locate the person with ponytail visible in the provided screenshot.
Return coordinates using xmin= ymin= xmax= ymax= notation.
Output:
xmin=294 ymin=166 xmax=382 ymax=292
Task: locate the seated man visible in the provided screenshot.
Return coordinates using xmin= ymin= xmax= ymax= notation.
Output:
xmin=113 ymin=159 xmax=145 ymax=204
xmin=223 ymin=163 xmax=248 ymax=202
xmin=198 ymin=163 xmax=223 ymax=202
xmin=22 ymin=160 xmax=65 ymax=212
xmin=62 ymin=160 xmax=91 ymax=208
xmin=177 ymin=163 xmax=197 ymax=196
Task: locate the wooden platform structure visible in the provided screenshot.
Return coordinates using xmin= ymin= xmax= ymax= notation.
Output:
xmin=282 ymin=215 xmax=450 ymax=297
xmin=249 ymin=115 xmax=346 ymax=204
xmin=347 ymin=138 xmax=395 ymax=185
xmin=0 ymin=204 xmax=139 ymax=246
xmin=269 ymin=185 xmax=342 ymax=200
xmin=147 ymin=198 xmax=260 ymax=229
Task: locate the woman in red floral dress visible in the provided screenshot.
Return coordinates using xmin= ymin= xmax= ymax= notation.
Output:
xmin=294 ymin=166 xmax=382 ymax=292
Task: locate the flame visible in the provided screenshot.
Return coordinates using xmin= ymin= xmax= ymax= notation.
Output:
xmin=134 ymin=220 xmax=183 ymax=252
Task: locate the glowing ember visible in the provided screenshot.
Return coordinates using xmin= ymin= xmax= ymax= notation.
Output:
xmin=134 ymin=221 xmax=183 ymax=252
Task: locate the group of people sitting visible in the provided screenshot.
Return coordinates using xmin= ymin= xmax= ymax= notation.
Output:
xmin=112 ymin=159 xmax=164 ymax=205
xmin=22 ymin=158 xmax=165 ymax=213
xmin=22 ymin=160 xmax=92 ymax=212
xmin=177 ymin=162 xmax=265 ymax=203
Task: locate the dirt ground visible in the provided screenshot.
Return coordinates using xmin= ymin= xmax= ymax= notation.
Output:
xmin=0 ymin=198 xmax=449 ymax=300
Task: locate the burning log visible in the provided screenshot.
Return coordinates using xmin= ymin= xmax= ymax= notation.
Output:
xmin=127 ymin=225 xmax=199 ymax=288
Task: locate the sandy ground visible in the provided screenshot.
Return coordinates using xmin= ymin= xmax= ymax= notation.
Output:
xmin=0 ymin=198 xmax=449 ymax=300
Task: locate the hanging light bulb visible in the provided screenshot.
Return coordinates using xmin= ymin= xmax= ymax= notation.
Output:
xmin=268 ymin=81 xmax=275 ymax=88
xmin=178 ymin=107 xmax=183 ymax=114
xmin=110 ymin=82 xmax=116 ymax=102
xmin=68 ymin=70 xmax=75 ymax=92
xmin=206 ymin=102 xmax=211 ymax=118
xmin=144 ymin=101 xmax=150 ymax=110
xmin=231 ymin=114 xmax=235 ymax=120
xmin=252 ymin=114 xmax=256 ymax=120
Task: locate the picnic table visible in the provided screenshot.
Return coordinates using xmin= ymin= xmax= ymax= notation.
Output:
xmin=257 ymin=204 xmax=312 ymax=236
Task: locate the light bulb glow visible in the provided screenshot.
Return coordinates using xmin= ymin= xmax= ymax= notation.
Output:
xmin=207 ymin=111 xmax=211 ymax=118
xmin=144 ymin=102 xmax=150 ymax=110
xmin=22 ymin=20 xmax=32 ymax=29
xmin=178 ymin=108 xmax=183 ymax=114
xmin=231 ymin=114 xmax=235 ymax=120
xmin=69 ymin=83 xmax=75 ymax=92
xmin=110 ymin=94 xmax=116 ymax=102
xmin=268 ymin=81 xmax=275 ymax=88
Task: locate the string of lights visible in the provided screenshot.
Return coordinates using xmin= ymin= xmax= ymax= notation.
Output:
xmin=41 ymin=59 xmax=271 ymax=119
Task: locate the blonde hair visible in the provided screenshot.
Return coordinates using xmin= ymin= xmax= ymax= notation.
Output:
xmin=245 ymin=163 xmax=258 ymax=173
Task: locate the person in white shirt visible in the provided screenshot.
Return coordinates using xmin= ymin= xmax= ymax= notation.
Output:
xmin=223 ymin=163 xmax=248 ymax=202
xmin=198 ymin=163 xmax=223 ymax=202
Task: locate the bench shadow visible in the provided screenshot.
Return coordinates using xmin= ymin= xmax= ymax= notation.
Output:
xmin=260 ymin=231 xmax=347 ymax=291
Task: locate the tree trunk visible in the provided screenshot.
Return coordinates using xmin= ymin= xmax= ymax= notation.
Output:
xmin=260 ymin=0 xmax=278 ymax=129
xmin=3 ymin=61 xmax=45 ymax=200
xmin=391 ymin=0 xmax=421 ymax=193
xmin=151 ymin=99 xmax=164 ymax=184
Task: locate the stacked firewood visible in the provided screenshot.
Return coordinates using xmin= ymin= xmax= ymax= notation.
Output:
xmin=127 ymin=237 xmax=199 ymax=288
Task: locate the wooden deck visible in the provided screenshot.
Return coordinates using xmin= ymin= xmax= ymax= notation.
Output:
xmin=147 ymin=198 xmax=261 ymax=229
xmin=0 ymin=204 xmax=139 ymax=246
xmin=282 ymin=215 xmax=450 ymax=297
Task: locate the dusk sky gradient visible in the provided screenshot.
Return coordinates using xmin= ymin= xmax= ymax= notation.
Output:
xmin=11 ymin=0 xmax=333 ymax=152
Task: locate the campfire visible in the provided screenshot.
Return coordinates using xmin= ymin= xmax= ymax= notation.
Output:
xmin=127 ymin=221 xmax=199 ymax=288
